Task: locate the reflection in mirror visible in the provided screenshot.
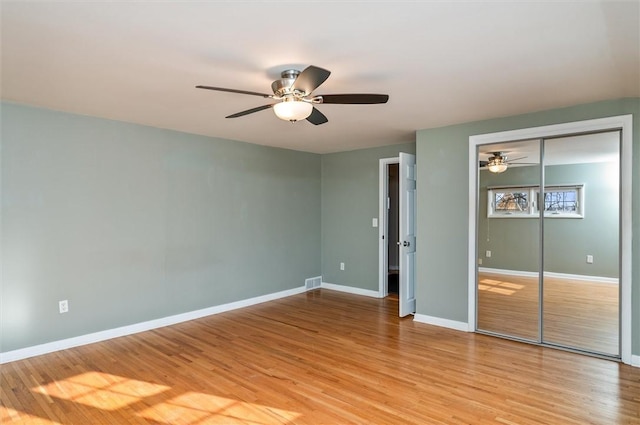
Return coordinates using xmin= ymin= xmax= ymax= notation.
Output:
xmin=476 ymin=140 xmax=541 ymax=341
xmin=542 ymin=132 xmax=620 ymax=356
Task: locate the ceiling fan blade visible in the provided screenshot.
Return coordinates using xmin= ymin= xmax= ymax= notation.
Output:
xmin=318 ymin=94 xmax=389 ymax=104
xmin=196 ymin=85 xmax=272 ymax=98
xmin=479 ymin=161 xmax=489 ymax=167
xmin=226 ymin=104 xmax=274 ymax=118
xmin=506 ymin=156 xmax=528 ymax=163
xmin=306 ymin=107 xmax=328 ymax=125
xmin=291 ymin=66 xmax=331 ymax=95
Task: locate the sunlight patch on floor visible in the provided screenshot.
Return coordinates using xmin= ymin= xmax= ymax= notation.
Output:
xmin=137 ymin=391 xmax=301 ymax=425
xmin=27 ymin=371 xmax=301 ymax=424
xmin=0 ymin=406 xmax=62 ymax=425
xmin=31 ymin=371 xmax=170 ymax=411
xmin=478 ymin=278 xmax=525 ymax=296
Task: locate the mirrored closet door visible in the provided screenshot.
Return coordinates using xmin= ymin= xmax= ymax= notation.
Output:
xmin=476 ymin=131 xmax=621 ymax=358
xmin=476 ymin=140 xmax=541 ymax=341
xmin=541 ymin=132 xmax=620 ymax=356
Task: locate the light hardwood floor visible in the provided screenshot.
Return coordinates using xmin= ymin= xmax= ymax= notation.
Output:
xmin=478 ymin=272 xmax=619 ymax=355
xmin=2 ymin=289 xmax=639 ymax=424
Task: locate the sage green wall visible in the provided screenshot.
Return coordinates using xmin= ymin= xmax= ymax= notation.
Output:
xmin=416 ymin=98 xmax=639 ymax=355
xmin=321 ymin=143 xmax=415 ymax=290
xmin=479 ymin=162 xmax=620 ymax=278
xmin=1 ymin=102 xmax=321 ymax=352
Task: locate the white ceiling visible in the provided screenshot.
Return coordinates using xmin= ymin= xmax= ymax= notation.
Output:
xmin=1 ymin=1 xmax=638 ymax=154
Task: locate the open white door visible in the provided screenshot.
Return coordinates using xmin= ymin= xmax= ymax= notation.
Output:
xmin=398 ymin=152 xmax=416 ymax=317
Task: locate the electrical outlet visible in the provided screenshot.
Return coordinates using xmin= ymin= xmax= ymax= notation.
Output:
xmin=478 ymin=258 xmax=483 ymax=265
xmin=59 ymin=300 xmax=69 ymax=314
xmin=586 ymin=255 xmax=594 ymax=264
xmin=340 ymin=262 xmax=345 ymax=271
xmin=372 ymin=218 xmax=378 ymax=227
xmin=486 ymin=250 xmax=492 ymax=258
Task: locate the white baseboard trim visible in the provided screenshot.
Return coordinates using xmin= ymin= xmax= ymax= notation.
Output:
xmin=413 ymin=314 xmax=470 ymax=332
xmin=631 ymin=355 xmax=640 ymax=368
xmin=479 ymin=267 xmax=618 ymax=284
xmin=0 ymin=285 xmax=307 ymax=364
xmin=543 ymin=271 xmax=618 ymax=284
xmin=479 ymin=267 xmax=538 ymax=278
xmin=321 ymin=282 xmax=382 ymax=298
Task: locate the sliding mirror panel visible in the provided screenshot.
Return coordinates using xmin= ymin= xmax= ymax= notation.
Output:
xmin=541 ymin=132 xmax=620 ymax=356
xmin=476 ymin=140 xmax=541 ymax=341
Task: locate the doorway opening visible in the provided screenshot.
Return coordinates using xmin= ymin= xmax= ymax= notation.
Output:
xmin=387 ymin=163 xmax=399 ymax=295
xmin=379 ymin=158 xmax=399 ymax=298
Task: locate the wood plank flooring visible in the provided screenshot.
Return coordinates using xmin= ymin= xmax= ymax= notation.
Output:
xmin=478 ymin=272 xmax=619 ymax=355
xmin=2 ymin=289 xmax=639 ymax=424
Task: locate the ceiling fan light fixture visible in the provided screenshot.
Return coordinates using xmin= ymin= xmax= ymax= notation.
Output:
xmin=197 ymin=64 xmax=389 ymax=125
xmin=487 ymin=157 xmax=508 ymax=173
xmin=273 ymin=99 xmax=312 ymax=122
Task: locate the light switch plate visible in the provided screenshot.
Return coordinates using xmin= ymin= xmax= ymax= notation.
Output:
xmin=372 ymin=218 xmax=378 ymax=227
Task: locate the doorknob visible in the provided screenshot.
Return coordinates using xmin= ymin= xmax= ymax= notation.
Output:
xmin=403 ymin=241 xmax=410 ymax=247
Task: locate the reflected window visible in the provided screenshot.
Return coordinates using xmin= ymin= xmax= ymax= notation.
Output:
xmin=538 ymin=186 xmax=583 ymax=217
xmin=488 ymin=185 xmax=584 ymax=218
xmin=495 ymin=191 xmax=529 ymax=212
xmin=488 ymin=187 xmax=536 ymax=217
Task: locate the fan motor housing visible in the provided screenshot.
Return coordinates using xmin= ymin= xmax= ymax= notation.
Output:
xmin=489 ymin=152 xmax=506 ymax=162
xmin=271 ymin=69 xmax=304 ymax=97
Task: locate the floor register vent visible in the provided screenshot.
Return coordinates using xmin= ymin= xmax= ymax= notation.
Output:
xmin=305 ymin=276 xmax=322 ymax=290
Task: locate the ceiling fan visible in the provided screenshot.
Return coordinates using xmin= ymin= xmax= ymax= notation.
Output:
xmin=196 ymin=65 xmax=389 ymax=125
xmin=479 ymin=152 xmax=531 ymax=173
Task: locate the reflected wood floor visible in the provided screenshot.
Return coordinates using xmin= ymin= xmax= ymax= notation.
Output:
xmin=478 ymin=272 xmax=619 ymax=355
xmin=2 ymin=290 xmax=639 ymax=424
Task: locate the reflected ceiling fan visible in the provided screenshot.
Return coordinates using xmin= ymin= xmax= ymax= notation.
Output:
xmin=196 ymin=65 xmax=389 ymax=125
xmin=479 ymin=152 xmax=534 ymax=173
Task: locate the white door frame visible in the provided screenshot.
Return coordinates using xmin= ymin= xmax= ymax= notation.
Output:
xmin=468 ymin=114 xmax=633 ymax=365
xmin=378 ymin=157 xmax=399 ymax=297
